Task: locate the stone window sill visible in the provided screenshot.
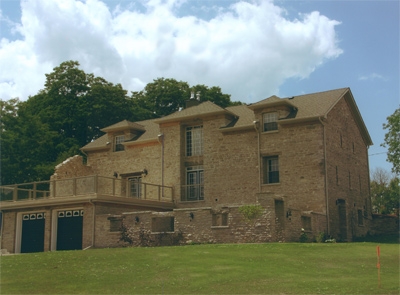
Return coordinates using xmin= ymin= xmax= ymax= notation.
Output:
xmin=211 ymin=226 xmax=229 ymax=229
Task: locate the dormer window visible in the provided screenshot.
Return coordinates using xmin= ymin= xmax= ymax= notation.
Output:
xmin=263 ymin=112 xmax=278 ymax=132
xmin=114 ymin=135 xmax=125 ymax=152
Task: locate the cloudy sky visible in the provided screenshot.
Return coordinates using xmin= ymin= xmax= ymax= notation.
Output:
xmin=0 ymin=0 xmax=399 ymax=173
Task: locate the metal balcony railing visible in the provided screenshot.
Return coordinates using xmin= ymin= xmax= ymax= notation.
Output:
xmin=0 ymin=175 xmax=174 ymax=203
xmin=180 ymin=184 xmax=204 ymax=202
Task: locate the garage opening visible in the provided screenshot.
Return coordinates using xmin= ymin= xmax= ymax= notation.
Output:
xmin=56 ymin=210 xmax=83 ymax=251
xmin=21 ymin=213 xmax=45 ymax=253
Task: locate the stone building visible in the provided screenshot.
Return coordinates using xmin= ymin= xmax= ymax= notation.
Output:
xmin=0 ymin=87 xmax=374 ymax=253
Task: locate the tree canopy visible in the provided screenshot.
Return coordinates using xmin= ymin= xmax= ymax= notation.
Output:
xmin=382 ymin=108 xmax=400 ymax=175
xmin=370 ymin=168 xmax=399 ymax=215
xmin=1 ymin=61 xmax=240 ymax=185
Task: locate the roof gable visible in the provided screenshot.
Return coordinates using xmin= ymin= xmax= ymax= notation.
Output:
xmin=100 ymin=120 xmax=146 ymax=133
xmin=154 ymin=101 xmax=234 ymax=124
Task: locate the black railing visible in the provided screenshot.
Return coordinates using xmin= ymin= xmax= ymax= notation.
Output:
xmin=180 ymin=184 xmax=204 ymax=202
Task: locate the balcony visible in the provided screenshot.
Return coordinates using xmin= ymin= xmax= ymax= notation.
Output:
xmin=180 ymin=184 xmax=204 ymax=202
xmin=0 ymin=175 xmax=175 ymax=210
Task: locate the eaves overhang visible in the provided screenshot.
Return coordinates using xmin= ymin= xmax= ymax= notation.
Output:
xmin=123 ymin=138 xmax=159 ymax=147
xmin=219 ymin=124 xmax=256 ymax=133
xmin=80 ymin=146 xmax=110 ymax=152
xmin=278 ymin=115 xmax=323 ymax=125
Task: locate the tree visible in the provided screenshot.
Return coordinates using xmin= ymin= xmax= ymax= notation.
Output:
xmin=2 ymin=61 xmax=143 ymax=184
xmin=2 ymin=61 xmax=241 ymax=185
xmin=131 ymin=78 xmax=241 ymax=118
xmin=370 ymin=168 xmax=400 ymax=215
xmin=382 ymin=108 xmax=400 ymax=175
xmin=1 ymin=99 xmax=58 ymax=184
xmin=131 ymin=78 xmax=191 ymax=117
xmin=25 ymin=61 xmax=141 ymax=156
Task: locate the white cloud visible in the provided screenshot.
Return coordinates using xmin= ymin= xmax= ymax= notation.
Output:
xmin=358 ymin=73 xmax=386 ymax=81
xmin=0 ymin=0 xmax=342 ymax=102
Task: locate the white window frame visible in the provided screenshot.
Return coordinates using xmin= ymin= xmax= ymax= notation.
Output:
xmin=114 ymin=135 xmax=125 ymax=152
xmin=186 ymin=125 xmax=203 ymax=156
xmin=128 ymin=176 xmax=142 ymax=198
xmin=263 ymin=112 xmax=278 ymax=132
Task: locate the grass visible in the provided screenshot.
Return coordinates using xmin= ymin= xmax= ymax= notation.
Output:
xmin=0 ymin=242 xmax=399 ymax=294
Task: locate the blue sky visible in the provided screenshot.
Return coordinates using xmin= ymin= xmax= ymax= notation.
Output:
xmin=0 ymin=0 xmax=399 ymax=174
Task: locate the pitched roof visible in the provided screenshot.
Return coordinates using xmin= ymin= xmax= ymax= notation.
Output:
xmin=81 ymin=119 xmax=160 ymax=151
xmin=100 ymin=120 xmax=146 ymax=132
xmin=220 ymin=105 xmax=256 ymax=131
xmin=153 ymin=101 xmax=235 ymax=124
xmin=249 ymin=88 xmax=349 ymax=120
xmin=280 ymin=88 xmax=349 ymax=120
xmin=81 ymin=87 xmax=372 ymax=151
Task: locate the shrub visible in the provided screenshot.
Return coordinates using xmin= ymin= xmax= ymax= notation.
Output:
xmin=299 ymin=228 xmax=308 ymax=243
xmin=315 ymin=232 xmax=326 ymax=243
xmin=238 ymin=204 xmax=263 ymax=223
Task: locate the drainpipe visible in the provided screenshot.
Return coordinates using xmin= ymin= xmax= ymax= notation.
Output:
xmin=253 ymin=121 xmax=261 ymax=198
xmin=84 ymin=200 xmax=95 ymax=250
xmin=319 ymin=117 xmax=330 ymax=237
xmin=157 ymin=134 xmax=165 ymax=198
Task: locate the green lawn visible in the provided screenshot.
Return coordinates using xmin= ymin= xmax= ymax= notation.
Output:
xmin=1 ymin=242 xmax=399 ymax=294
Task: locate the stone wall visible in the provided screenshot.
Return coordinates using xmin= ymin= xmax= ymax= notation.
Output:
xmin=325 ymin=95 xmax=372 ymax=241
xmin=370 ymin=214 xmax=399 ymax=236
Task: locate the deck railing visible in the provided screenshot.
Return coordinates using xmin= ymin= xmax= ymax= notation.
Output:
xmin=0 ymin=175 xmax=174 ymax=203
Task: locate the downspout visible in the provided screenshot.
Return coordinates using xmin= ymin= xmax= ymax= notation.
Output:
xmin=319 ymin=117 xmax=330 ymax=237
xmin=83 ymin=200 xmax=95 ymax=250
xmin=157 ymin=134 xmax=165 ymax=198
xmin=253 ymin=121 xmax=261 ymax=198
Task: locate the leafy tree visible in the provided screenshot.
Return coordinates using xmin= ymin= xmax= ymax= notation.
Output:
xmin=1 ymin=99 xmax=58 ymax=184
xmin=131 ymin=78 xmax=190 ymax=117
xmin=370 ymin=168 xmax=400 ymax=215
xmin=382 ymin=108 xmax=400 ymax=174
xmin=24 ymin=61 xmax=140 ymax=156
xmin=131 ymin=78 xmax=241 ymax=118
xmin=2 ymin=61 xmax=240 ymax=185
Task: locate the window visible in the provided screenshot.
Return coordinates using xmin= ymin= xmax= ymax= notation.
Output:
xmin=357 ymin=210 xmax=364 ymax=226
xmin=152 ymin=217 xmax=174 ymax=232
xmin=182 ymin=166 xmax=204 ymax=201
xmin=114 ymin=135 xmax=125 ymax=152
xmin=301 ymin=216 xmax=312 ymax=231
xmin=129 ymin=176 xmax=142 ymax=198
xmin=212 ymin=213 xmax=228 ymax=227
xmin=108 ymin=217 xmax=122 ymax=232
xmin=263 ymin=156 xmax=279 ymax=184
xmin=263 ymin=112 xmax=278 ymax=132
xmin=186 ymin=125 xmax=203 ymax=156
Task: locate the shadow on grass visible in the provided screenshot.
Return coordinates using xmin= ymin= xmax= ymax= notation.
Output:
xmin=354 ymin=234 xmax=399 ymax=244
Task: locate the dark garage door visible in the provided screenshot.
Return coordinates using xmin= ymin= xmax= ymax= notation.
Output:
xmin=21 ymin=213 xmax=45 ymax=253
xmin=57 ymin=210 xmax=83 ymax=251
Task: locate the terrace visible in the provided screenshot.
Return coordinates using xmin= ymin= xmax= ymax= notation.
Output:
xmin=0 ymin=175 xmax=175 ymax=210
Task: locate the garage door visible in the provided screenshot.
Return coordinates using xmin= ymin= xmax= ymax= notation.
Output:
xmin=56 ymin=210 xmax=83 ymax=251
xmin=21 ymin=213 xmax=45 ymax=253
